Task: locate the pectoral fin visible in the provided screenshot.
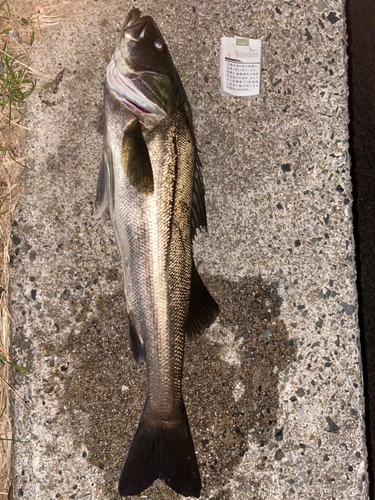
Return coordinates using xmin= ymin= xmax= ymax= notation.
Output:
xmin=94 ymin=156 xmax=108 ymax=217
xmin=191 ymin=152 xmax=207 ymax=238
xmin=94 ymin=147 xmax=113 ymax=217
xmin=122 ymin=118 xmax=154 ymax=194
xmin=186 ymin=263 xmax=219 ymax=337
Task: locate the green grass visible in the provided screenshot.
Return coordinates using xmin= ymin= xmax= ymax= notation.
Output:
xmin=0 ymin=49 xmax=35 ymax=126
xmin=0 ymin=353 xmax=27 ymax=373
xmin=0 ymin=1 xmax=36 ymax=126
xmin=0 ymin=2 xmax=34 ymax=466
xmin=0 ymin=0 xmax=10 ymax=19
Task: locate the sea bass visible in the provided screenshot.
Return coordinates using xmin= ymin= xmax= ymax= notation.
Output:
xmin=95 ymin=8 xmax=219 ymax=498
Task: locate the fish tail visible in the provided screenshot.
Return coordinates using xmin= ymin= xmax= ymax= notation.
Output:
xmin=118 ymin=400 xmax=201 ymax=498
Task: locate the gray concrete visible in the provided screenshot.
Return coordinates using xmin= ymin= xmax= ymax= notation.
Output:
xmin=10 ymin=0 xmax=368 ymax=499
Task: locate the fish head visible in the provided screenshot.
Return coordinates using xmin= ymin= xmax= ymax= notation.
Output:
xmin=118 ymin=9 xmax=175 ymax=80
xmin=107 ymin=8 xmax=183 ymax=127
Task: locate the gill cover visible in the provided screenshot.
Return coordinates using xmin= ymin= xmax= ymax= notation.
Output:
xmin=109 ymin=8 xmax=184 ymax=120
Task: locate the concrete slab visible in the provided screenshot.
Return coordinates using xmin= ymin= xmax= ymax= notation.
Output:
xmin=10 ymin=0 xmax=368 ymax=499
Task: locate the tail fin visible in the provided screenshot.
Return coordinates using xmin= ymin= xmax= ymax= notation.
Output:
xmin=118 ymin=401 xmax=201 ymax=498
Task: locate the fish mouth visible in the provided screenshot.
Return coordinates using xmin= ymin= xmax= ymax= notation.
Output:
xmin=121 ymin=8 xmax=156 ymax=46
xmin=123 ymin=7 xmax=142 ymax=30
xmin=123 ymin=9 xmax=151 ymax=42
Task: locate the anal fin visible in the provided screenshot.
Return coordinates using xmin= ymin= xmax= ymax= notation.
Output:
xmin=126 ymin=312 xmax=145 ymax=365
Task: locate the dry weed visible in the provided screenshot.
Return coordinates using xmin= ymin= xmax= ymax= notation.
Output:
xmin=0 ymin=0 xmax=72 ymax=496
xmin=32 ymin=0 xmax=72 ymax=30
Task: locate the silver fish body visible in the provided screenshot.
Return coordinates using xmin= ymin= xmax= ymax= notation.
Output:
xmin=95 ymin=8 xmax=218 ymax=498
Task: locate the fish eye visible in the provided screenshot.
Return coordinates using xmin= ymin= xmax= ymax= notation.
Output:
xmin=153 ymin=39 xmax=164 ymax=52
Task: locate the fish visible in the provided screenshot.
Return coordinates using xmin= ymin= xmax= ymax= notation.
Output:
xmin=94 ymin=8 xmax=219 ymax=498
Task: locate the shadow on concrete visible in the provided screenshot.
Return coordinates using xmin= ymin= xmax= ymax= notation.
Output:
xmin=60 ymin=274 xmax=296 ymax=499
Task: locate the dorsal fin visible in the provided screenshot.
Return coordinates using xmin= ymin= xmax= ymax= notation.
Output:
xmin=186 ymin=263 xmax=219 ymax=337
xmin=122 ymin=118 xmax=154 ymax=194
xmin=191 ymin=151 xmax=207 ymax=238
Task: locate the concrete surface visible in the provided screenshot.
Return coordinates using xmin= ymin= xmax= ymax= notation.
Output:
xmin=9 ymin=0 xmax=368 ymax=499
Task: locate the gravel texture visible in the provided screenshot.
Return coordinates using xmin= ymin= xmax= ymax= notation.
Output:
xmin=10 ymin=0 xmax=368 ymax=499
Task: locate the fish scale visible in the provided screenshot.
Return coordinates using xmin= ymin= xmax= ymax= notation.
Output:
xmin=94 ymin=7 xmax=219 ymax=497
xmin=145 ymin=115 xmax=185 ymax=417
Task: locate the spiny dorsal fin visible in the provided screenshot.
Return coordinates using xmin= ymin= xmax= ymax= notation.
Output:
xmin=177 ymin=106 xmax=207 ymax=238
xmin=191 ymin=152 xmax=207 ymax=238
xmin=122 ymin=118 xmax=154 ymax=194
xmin=186 ymin=263 xmax=219 ymax=337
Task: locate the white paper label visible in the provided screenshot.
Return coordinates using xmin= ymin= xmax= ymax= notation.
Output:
xmin=220 ymin=36 xmax=262 ymax=96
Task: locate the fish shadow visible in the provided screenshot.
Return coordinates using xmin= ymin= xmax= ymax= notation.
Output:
xmin=183 ymin=274 xmax=297 ymax=499
xmin=61 ymin=274 xmax=296 ymax=499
